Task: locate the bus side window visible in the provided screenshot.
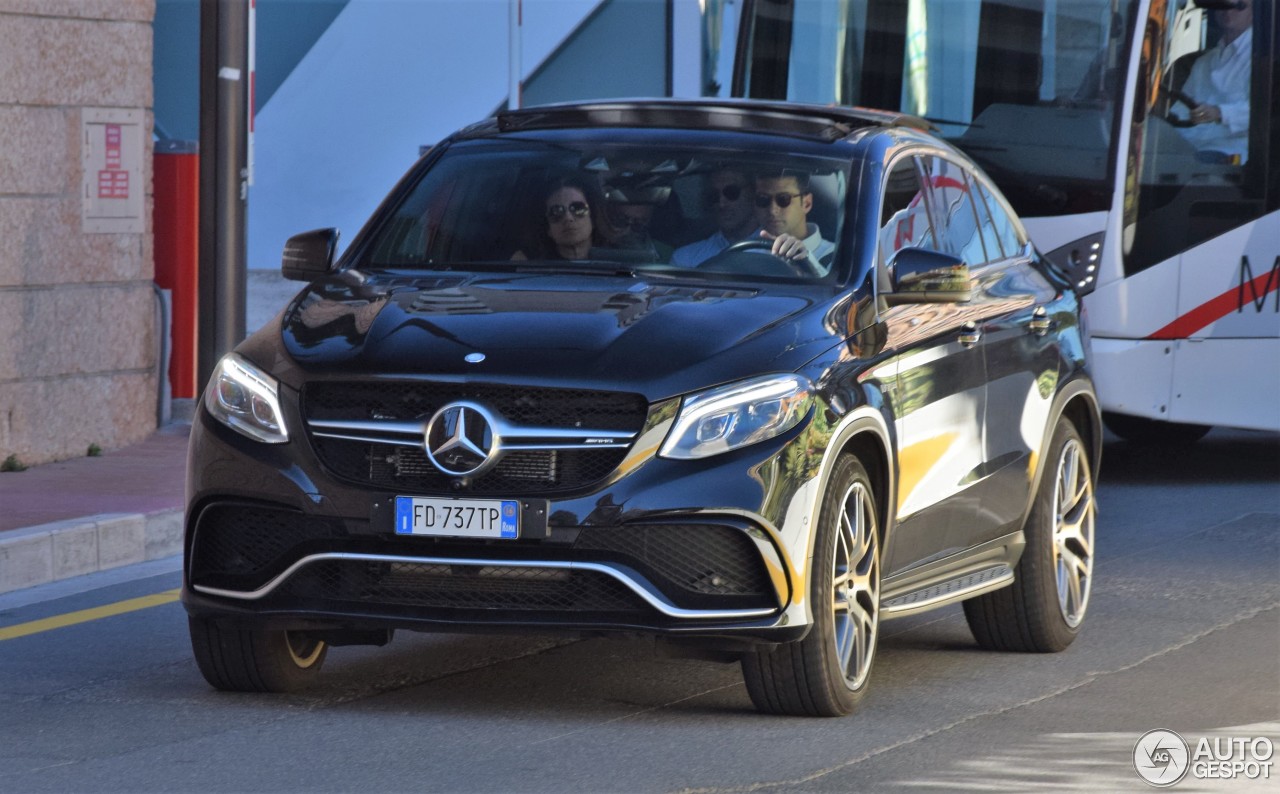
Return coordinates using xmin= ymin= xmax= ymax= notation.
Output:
xmin=1125 ymin=0 xmax=1271 ymax=275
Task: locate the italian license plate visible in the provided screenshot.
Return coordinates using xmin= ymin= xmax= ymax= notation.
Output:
xmin=394 ymin=496 xmax=520 ymax=539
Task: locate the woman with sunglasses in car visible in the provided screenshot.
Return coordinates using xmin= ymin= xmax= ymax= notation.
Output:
xmin=512 ymin=175 xmax=608 ymax=261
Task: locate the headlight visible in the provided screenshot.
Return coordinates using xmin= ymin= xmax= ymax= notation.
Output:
xmin=659 ymin=374 xmax=813 ymax=460
xmin=203 ymin=354 xmax=289 ymax=444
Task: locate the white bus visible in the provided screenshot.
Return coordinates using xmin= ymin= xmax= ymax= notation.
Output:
xmin=732 ymin=0 xmax=1278 ymax=441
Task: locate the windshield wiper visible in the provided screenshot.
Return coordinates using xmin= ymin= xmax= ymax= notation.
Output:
xmin=365 ymin=259 xmax=700 ymax=280
xmin=514 ymin=260 xmax=638 ymax=277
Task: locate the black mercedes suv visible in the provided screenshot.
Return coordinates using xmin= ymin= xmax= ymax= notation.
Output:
xmin=183 ymin=100 xmax=1101 ymax=717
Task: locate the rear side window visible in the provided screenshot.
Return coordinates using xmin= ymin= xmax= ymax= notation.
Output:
xmin=974 ymin=178 xmax=1024 ymax=260
xmin=920 ymin=156 xmax=990 ymax=266
xmin=878 ymin=157 xmax=935 ymax=268
xmin=964 ymin=170 xmax=1004 ymax=263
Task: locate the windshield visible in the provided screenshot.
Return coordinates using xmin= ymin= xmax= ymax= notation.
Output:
xmin=356 ymin=136 xmax=851 ymax=284
xmin=738 ymin=0 xmax=1139 ymax=216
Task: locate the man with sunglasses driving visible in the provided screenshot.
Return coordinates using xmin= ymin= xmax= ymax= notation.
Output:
xmin=754 ymin=171 xmax=834 ymax=272
xmin=671 ymin=168 xmax=761 ymax=266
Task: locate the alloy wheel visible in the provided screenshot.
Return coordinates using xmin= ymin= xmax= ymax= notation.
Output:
xmin=285 ymin=632 xmax=326 ymax=668
xmin=831 ymin=481 xmax=880 ymax=690
xmin=1052 ymin=437 xmax=1095 ymax=628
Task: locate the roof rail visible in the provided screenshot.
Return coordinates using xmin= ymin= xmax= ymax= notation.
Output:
xmin=495 ymin=99 xmax=931 ymax=142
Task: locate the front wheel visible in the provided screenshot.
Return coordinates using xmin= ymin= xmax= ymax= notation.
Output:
xmin=964 ymin=417 xmax=1096 ymax=652
xmin=189 ymin=616 xmax=328 ymax=693
xmin=741 ymin=455 xmax=881 ymax=717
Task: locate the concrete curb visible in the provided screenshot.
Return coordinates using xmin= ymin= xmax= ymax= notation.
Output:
xmin=0 ymin=509 xmax=184 ymax=595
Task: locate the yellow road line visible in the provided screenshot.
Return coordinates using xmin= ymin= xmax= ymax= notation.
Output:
xmin=0 ymin=588 xmax=180 ymax=642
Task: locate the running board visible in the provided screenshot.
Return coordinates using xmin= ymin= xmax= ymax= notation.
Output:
xmin=881 ymin=564 xmax=1014 ymax=619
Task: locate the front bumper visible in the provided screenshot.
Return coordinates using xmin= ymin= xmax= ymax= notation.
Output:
xmin=183 ymin=402 xmax=822 ymax=644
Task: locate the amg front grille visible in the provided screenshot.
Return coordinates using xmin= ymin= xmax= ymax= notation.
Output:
xmin=321 ymin=440 xmax=625 ymax=494
xmin=304 ymin=382 xmax=646 ymax=430
xmin=302 ymin=381 xmax=648 ymax=495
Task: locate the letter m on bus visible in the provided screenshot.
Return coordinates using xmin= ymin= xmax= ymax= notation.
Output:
xmin=1238 ymin=256 xmax=1280 ymax=313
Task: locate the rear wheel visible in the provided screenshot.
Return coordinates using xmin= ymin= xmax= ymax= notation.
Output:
xmin=189 ymin=616 xmax=328 ymax=693
xmin=742 ymin=456 xmax=881 ymax=717
xmin=964 ymin=417 xmax=1096 ymax=652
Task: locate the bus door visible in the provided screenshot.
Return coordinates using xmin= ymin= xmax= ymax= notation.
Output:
xmin=1119 ymin=0 xmax=1280 ymax=430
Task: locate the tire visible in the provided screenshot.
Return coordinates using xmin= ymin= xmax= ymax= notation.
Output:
xmin=189 ymin=616 xmax=327 ymax=693
xmin=964 ymin=417 xmax=1096 ymax=652
xmin=1103 ymin=412 xmax=1210 ymax=445
xmin=741 ymin=455 xmax=881 ymax=717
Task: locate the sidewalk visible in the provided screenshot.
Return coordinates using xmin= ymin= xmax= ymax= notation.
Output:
xmin=0 ymin=270 xmax=300 ymax=595
xmin=0 ymin=422 xmax=191 ymax=594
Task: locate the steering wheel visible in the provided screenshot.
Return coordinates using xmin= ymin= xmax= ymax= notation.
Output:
xmin=699 ymin=239 xmax=822 ymax=278
xmin=1155 ymin=84 xmax=1198 ymax=128
xmin=721 ymin=239 xmax=775 ymax=255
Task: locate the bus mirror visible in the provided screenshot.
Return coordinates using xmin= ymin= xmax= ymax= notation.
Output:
xmin=282 ymin=228 xmax=340 ymax=282
xmin=885 ymin=247 xmax=972 ymax=305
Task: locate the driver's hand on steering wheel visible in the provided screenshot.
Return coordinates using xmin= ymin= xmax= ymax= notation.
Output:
xmin=1190 ymin=103 xmax=1222 ymax=126
xmin=761 ymin=231 xmax=809 ymax=261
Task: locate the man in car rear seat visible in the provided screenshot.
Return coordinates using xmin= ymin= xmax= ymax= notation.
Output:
xmin=672 ymin=167 xmax=761 ymax=266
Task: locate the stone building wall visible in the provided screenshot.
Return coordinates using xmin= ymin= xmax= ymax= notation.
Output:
xmin=0 ymin=0 xmax=157 ymax=466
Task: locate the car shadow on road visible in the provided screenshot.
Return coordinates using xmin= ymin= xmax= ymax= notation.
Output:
xmin=1101 ymin=428 xmax=1279 ymax=485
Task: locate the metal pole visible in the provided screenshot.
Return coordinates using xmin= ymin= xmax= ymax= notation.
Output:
xmin=509 ymin=0 xmax=522 ymax=109
xmin=198 ymin=0 xmax=249 ymax=392
xmin=665 ymin=0 xmax=674 ymax=97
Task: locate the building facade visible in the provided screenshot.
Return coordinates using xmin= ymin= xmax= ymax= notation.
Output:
xmin=0 ymin=0 xmax=158 ymax=467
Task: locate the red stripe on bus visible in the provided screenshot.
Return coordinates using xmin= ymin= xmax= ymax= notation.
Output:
xmin=1146 ymin=271 xmax=1280 ymax=339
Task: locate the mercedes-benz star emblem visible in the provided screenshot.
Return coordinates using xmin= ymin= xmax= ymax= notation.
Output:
xmin=424 ymin=401 xmax=502 ymax=477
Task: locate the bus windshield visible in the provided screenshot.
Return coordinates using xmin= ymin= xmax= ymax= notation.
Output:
xmin=736 ymin=0 xmax=1139 ymax=216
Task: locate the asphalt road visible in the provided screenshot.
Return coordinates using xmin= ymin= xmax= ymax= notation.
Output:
xmin=1 ymin=429 xmax=1276 ymax=793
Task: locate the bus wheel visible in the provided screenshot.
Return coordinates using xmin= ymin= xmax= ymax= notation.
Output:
xmin=1102 ymin=412 xmax=1211 ymax=445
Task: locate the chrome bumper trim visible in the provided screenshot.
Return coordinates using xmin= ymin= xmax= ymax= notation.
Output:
xmin=192 ymin=552 xmax=778 ymax=621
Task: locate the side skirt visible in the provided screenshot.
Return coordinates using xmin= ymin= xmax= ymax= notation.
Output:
xmin=880 ymin=532 xmax=1025 ymax=620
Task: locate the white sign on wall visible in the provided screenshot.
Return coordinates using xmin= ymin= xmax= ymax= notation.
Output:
xmin=81 ymin=107 xmax=144 ymax=234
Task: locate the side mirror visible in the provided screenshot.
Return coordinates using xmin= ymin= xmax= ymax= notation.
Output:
xmin=885 ymin=247 xmax=972 ymax=305
xmin=282 ymin=228 xmax=340 ymax=282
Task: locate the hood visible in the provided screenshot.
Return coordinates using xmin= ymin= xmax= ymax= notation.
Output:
xmin=276 ymin=270 xmax=846 ymax=399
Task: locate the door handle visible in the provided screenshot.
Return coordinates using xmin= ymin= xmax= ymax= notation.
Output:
xmin=1027 ymin=306 xmax=1052 ymax=336
xmin=958 ymin=321 xmax=981 ymax=347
